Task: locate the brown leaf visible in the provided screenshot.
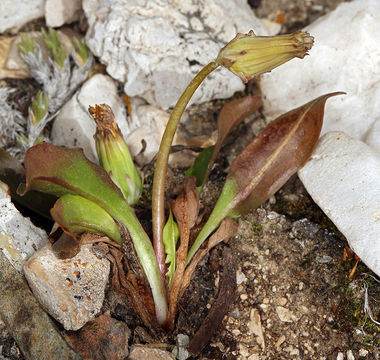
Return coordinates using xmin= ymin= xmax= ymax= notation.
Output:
xmin=188 ymin=247 xmax=237 ymax=355
xmin=201 ymin=96 xmax=262 ymax=187
xmin=227 ymin=92 xmax=344 ymax=215
xmin=171 ymin=176 xmax=199 ymax=233
xmin=167 ymin=177 xmax=199 ymax=330
xmin=179 ymin=218 xmax=238 ymax=299
xmin=65 ymin=315 xmax=130 ymax=360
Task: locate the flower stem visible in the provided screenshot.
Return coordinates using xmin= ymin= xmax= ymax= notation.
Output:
xmin=152 ymin=61 xmax=220 ymax=279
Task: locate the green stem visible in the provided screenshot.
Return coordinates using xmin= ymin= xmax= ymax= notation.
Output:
xmin=152 ymin=61 xmax=220 ymax=278
xmin=111 ymin=202 xmax=168 ymax=325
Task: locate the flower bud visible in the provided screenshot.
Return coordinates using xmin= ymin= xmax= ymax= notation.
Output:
xmin=217 ymin=30 xmax=314 ymax=83
xmin=89 ymin=104 xmax=142 ymax=205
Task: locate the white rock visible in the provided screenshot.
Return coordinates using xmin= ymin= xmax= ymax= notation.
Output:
xmin=364 ymin=118 xmax=380 ymax=154
xmin=51 ymin=75 xmax=184 ymax=164
xmin=261 ymin=0 xmax=380 ymax=145
xmin=0 ymin=0 xmax=45 ymax=34
xmin=0 ymin=181 xmax=47 ymax=272
xmin=247 ymin=308 xmax=265 ymax=351
xmin=275 ymin=306 xmax=299 ymax=323
xmin=347 ymin=350 xmax=355 ymax=360
xmin=51 ymin=74 xmax=128 ymax=163
xmin=24 ymin=243 xmax=110 ymax=330
xmin=298 ymin=132 xmax=380 ymax=277
xmin=336 ymin=352 xmax=344 ymax=360
xmin=83 ymin=0 xmax=267 ymax=110
xmin=45 ymin=0 xmax=82 ymax=27
xmin=126 ymin=101 xmax=183 ymax=163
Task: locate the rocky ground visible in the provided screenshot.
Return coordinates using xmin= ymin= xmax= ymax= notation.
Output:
xmin=1 ymin=0 xmax=379 ymax=359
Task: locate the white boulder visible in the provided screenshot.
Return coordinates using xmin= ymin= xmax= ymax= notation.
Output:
xmin=83 ymin=0 xmax=267 ymax=110
xmin=298 ymin=132 xmax=380 ymax=277
xmin=260 ymin=0 xmax=380 ymax=146
xmin=0 ymin=0 xmax=45 ymax=34
xmin=0 ymin=181 xmax=47 ymax=272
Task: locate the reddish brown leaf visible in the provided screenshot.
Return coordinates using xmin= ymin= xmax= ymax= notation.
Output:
xmin=227 ymin=92 xmax=344 ymax=215
xmin=201 ymin=96 xmax=262 ymax=187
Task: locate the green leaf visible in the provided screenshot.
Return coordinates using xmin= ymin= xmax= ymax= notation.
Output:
xmin=20 ymin=142 xmax=168 ymax=324
xmin=50 ymin=194 xmax=121 ymax=243
xmin=185 ymin=146 xmax=214 ymax=189
xmin=42 ymin=27 xmax=66 ymax=68
xmin=163 ymin=209 xmax=180 ymax=288
xmin=73 ymin=37 xmax=89 ymax=65
xmin=187 ymin=92 xmax=344 ymax=263
xmin=18 ymin=34 xmax=38 ymax=56
xmin=30 ymin=91 xmax=48 ymax=125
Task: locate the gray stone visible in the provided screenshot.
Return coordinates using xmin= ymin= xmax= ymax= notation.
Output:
xmin=298 ymin=132 xmax=380 ymax=277
xmin=0 ymin=0 xmax=45 ymax=34
xmin=275 ymin=306 xmax=299 ymax=323
xmin=83 ymin=0 xmax=267 ymax=110
xmin=0 ymin=181 xmax=48 ymax=272
xmin=24 ymin=243 xmax=110 ymax=330
xmin=260 ymin=0 xmax=380 ymax=145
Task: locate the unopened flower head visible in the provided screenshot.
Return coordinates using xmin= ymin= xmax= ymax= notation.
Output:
xmin=89 ymin=104 xmax=142 ymax=205
xmin=217 ymin=30 xmax=314 ymax=83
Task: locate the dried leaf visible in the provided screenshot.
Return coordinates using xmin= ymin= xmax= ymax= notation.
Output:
xmin=167 ymin=177 xmax=199 ymax=330
xmin=188 ymin=247 xmax=237 ymax=355
xmin=50 ymin=194 xmax=121 ymax=243
xmin=187 ymin=92 xmax=343 ymax=262
xmin=200 ymin=96 xmax=262 ymax=188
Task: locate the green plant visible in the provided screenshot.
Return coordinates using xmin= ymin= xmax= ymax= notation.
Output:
xmin=20 ymin=30 xmax=342 ymax=329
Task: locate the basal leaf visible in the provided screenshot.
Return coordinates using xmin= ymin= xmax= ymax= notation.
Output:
xmin=20 ymin=142 xmax=168 ymax=324
xmin=50 ymin=194 xmax=122 ymax=243
xmin=163 ymin=209 xmax=180 ymax=288
xmin=187 ymin=92 xmax=344 ymax=262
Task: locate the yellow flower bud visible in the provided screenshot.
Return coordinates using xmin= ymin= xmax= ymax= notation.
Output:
xmin=217 ymin=30 xmax=314 ymax=83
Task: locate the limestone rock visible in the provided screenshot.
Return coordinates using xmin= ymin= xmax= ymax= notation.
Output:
xmin=0 ymin=181 xmax=47 ymax=272
xmin=51 ymin=74 xmax=128 ymax=163
xmin=83 ymin=0 xmax=267 ymax=110
xmin=45 ymin=0 xmax=82 ymax=27
xmin=298 ymin=132 xmax=380 ymax=277
xmin=0 ymin=0 xmax=45 ymax=34
xmin=24 ymin=243 xmax=110 ymax=330
xmin=260 ymin=0 xmax=380 ymax=145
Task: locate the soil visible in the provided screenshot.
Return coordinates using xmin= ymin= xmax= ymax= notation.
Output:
xmin=1 ymin=0 xmax=379 ymax=359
